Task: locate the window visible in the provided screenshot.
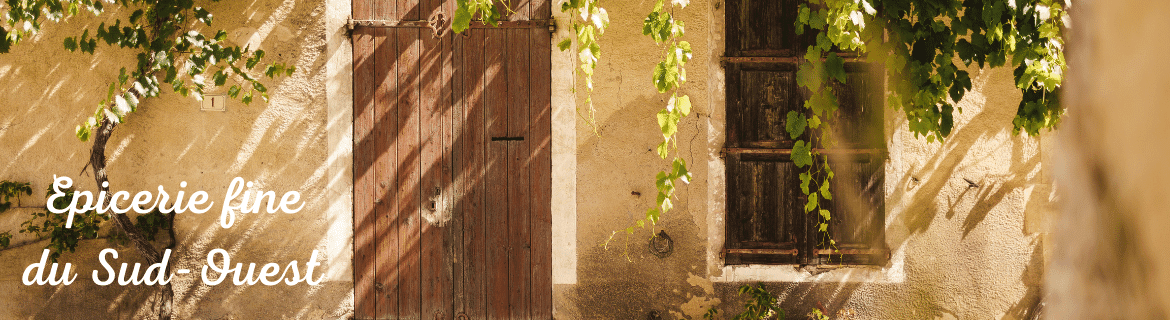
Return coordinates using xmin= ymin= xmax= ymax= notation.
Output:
xmin=722 ymin=0 xmax=887 ymax=265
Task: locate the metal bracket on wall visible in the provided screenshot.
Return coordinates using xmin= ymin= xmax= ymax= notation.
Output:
xmin=718 ymin=55 xmax=869 ymax=67
xmin=347 ymin=18 xmax=556 ymax=32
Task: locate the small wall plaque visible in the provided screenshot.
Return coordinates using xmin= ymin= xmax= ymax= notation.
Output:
xmin=200 ymin=94 xmax=228 ymax=111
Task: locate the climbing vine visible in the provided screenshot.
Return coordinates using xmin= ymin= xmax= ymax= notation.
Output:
xmin=642 ymin=0 xmax=693 ymax=232
xmin=793 ymin=0 xmax=1068 ymax=252
xmin=791 ymin=0 xmax=874 ymax=253
xmin=1 ymin=1 xmax=294 ymax=318
xmin=868 ymin=0 xmax=1068 ymax=140
xmin=558 ymin=0 xmax=610 ymax=133
xmin=601 ymin=0 xmax=695 ymax=252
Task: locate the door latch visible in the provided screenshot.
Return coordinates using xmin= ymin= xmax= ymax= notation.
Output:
xmin=491 ymin=136 xmax=524 ymax=141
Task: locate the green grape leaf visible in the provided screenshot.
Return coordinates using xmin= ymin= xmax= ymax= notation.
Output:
xmin=792 ymin=140 xmax=813 ymax=168
xmin=825 ymin=52 xmax=846 ymax=84
xmin=646 ymin=208 xmax=660 ymax=224
xmin=798 ymin=5 xmax=810 ymax=25
xmin=940 ymin=104 xmax=954 ymax=136
xmin=786 ymin=111 xmax=806 ymax=139
xmin=796 ymin=58 xmax=821 ymax=91
xmin=194 ymin=7 xmax=213 ymax=25
xmin=75 ymin=125 xmax=90 ymax=142
xmin=452 ymin=0 xmax=472 ymax=33
xmin=63 ymin=37 xmax=77 ymax=51
xmin=674 ymin=94 xmax=692 ymax=116
xmin=805 ymin=191 xmax=819 ymax=212
xmin=657 ymin=109 xmax=679 ymax=139
xmin=809 ymin=8 xmax=825 ymax=30
xmin=672 ymin=157 xmax=691 ymax=183
xmin=819 ymin=179 xmax=832 ymax=200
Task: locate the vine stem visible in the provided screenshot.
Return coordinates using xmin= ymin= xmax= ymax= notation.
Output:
xmin=89 ymin=108 xmax=173 ymax=320
xmin=87 ymin=6 xmax=177 ymax=307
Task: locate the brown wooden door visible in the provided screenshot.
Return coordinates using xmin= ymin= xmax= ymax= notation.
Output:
xmin=352 ymin=1 xmax=552 ymax=319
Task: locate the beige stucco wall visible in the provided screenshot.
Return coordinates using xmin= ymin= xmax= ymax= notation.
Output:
xmin=1 ymin=0 xmax=1058 ymax=318
xmin=0 ymin=0 xmax=355 ymax=318
xmin=555 ymin=0 xmax=1055 ymax=319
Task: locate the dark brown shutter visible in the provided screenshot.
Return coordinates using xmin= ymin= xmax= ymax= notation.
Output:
xmin=723 ymin=0 xmax=887 ymax=266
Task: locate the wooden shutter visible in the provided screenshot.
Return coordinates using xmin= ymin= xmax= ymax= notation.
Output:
xmin=723 ymin=0 xmax=886 ymax=266
xmin=724 ymin=61 xmax=806 ymax=265
xmin=819 ymin=66 xmax=887 ymax=265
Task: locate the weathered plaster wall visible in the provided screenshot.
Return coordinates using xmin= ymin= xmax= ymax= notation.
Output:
xmin=554 ymin=0 xmax=717 ymax=318
xmin=557 ymin=0 xmax=1054 ymax=319
xmin=0 ymin=0 xmax=355 ymax=318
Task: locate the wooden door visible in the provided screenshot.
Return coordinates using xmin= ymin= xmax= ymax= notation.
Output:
xmin=352 ymin=0 xmax=552 ymax=319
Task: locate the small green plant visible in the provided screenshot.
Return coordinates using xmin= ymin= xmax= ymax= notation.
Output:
xmin=0 ymin=180 xmax=33 ymax=248
xmin=0 ymin=181 xmax=171 ymax=262
xmin=671 ymin=304 xmax=718 ymax=320
xmin=703 ymin=306 xmax=719 ymax=319
xmin=108 ymin=208 xmax=172 ymax=244
xmin=0 ymin=180 xmax=32 ymax=212
xmin=808 ymin=307 xmax=830 ymax=320
xmin=732 ymin=283 xmax=785 ymax=320
xmin=18 ymin=186 xmax=108 ymax=262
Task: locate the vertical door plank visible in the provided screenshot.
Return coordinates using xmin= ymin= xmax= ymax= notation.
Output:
xmin=529 ymin=0 xmax=553 ymax=315
xmin=505 ymin=28 xmax=532 ymax=320
xmin=443 ymin=0 xmax=457 ymax=24
xmin=421 ymin=0 xmax=442 ymax=22
xmin=463 ymin=28 xmax=489 ymax=319
xmin=725 ymin=64 xmax=741 ymax=147
xmin=397 ymin=0 xmax=419 ymax=21
xmin=374 ymin=27 xmax=401 ymax=319
xmin=419 ymin=18 xmax=445 ymax=320
xmin=354 ymin=0 xmax=372 ymax=19
xmin=352 ymin=26 xmax=376 ymax=320
xmin=375 ymin=0 xmax=393 ymax=20
xmin=445 ymin=22 xmax=464 ymax=320
xmin=396 ymin=27 xmax=423 ymax=320
xmin=483 ymin=28 xmax=511 ymax=320
xmin=725 ymin=0 xmax=740 ymax=57
xmin=509 ymin=0 xmax=531 ymax=21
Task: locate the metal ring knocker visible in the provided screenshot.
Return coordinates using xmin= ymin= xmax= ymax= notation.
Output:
xmin=648 ymin=230 xmax=674 ymax=258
